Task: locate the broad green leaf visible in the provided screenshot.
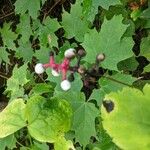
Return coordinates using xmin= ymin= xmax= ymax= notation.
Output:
xmin=0 ymin=99 xmax=26 ymax=138
xmin=98 ymin=0 xmax=121 ymax=10
xmin=53 ymin=90 xmax=98 ymax=146
xmin=35 ymin=17 xmax=60 ymax=47
xmin=0 ymin=47 xmax=9 ymax=64
xmin=123 ymin=19 xmax=135 ymax=37
xmin=0 ymin=134 xmax=16 ymax=150
xmin=95 ymin=121 xmax=119 ymax=150
xmin=141 ymin=7 xmax=150 ymax=19
xmin=0 ymin=23 xmax=17 ymax=50
xmin=26 ymin=95 xmax=72 ymax=143
xmin=31 ymin=141 xmax=49 ymax=150
xmin=15 ymin=41 xmax=34 ymax=62
xmin=72 ymin=100 xmax=99 ymax=146
xmin=82 ymin=15 xmax=134 ymax=71
xmin=101 ymin=84 xmax=150 ymax=150
xmin=29 ymin=83 xmax=53 ymax=95
xmin=34 ymin=46 xmax=49 ymax=63
xmin=16 ymin=13 xmax=32 ymax=43
xmin=62 ymin=1 xmax=89 ymax=42
xmin=99 ymin=73 xmax=136 ymax=94
xmin=143 ymin=64 xmax=150 ymax=73
xmin=90 ymin=73 xmax=136 ymax=107
xmin=117 ymin=57 xmax=138 ymax=71
xmin=5 ymin=64 xmax=29 ymax=101
xmin=89 ymin=89 xmax=105 ymax=106
xmin=54 ymin=137 xmax=75 ymax=150
xmin=14 ymin=0 xmax=45 ymax=19
xmin=144 ymin=19 xmax=150 ymax=28
xmin=82 ymin=0 xmax=100 ymax=21
xmin=140 ymin=35 xmax=150 ymax=61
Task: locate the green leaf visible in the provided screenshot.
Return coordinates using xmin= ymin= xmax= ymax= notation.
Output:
xmin=72 ymin=100 xmax=99 ymax=146
xmin=34 ymin=46 xmax=50 ymax=63
xmin=31 ymin=141 xmax=49 ymax=150
xmin=98 ymin=0 xmax=121 ymax=10
xmin=35 ymin=17 xmax=60 ymax=47
xmin=14 ymin=0 xmax=44 ymax=19
xmin=82 ymin=0 xmax=99 ymax=22
xmin=5 ymin=64 xmax=29 ymax=101
xmin=0 ymin=99 xmax=26 ymax=138
xmin=141 ymin=7 xmax=150 ymax=19
xmin=91 ymin=73 xmax=137 ymax=107
xmin=89 ymin=89 xmax=105 ymax=106
xmin=99 ymin=73 xmax=136 ymax=94
xmin=101 ymin=84 xmax=150 ymax=150
xmin=15 ymin=41 xmax=34 ymax=62
xmin=54 ymin=137 xmax=75 ymax=150
xmin=93 ymin=121 xmax=119 ymax=150
xmin=82 ymin=15 xmax=134 ymax=71
xmin=0 ymin=134 xmax=16 ymax=150
xmin=16 ymin=13 xmax=32 ymax=43
xmin=29 ymin=83 xmax=53 ymax=96
xmin=26 ymin=95 xmax=72 ymax=143
xmin=0 ymin=47 xmax=9 ymax=64
xmin=117 ymin=57 xmax=138 ymax=71
xmin=143 ymin=64 xmax=150 ymax=73
xmin=140 ymin=35 xmax=150 ymax=61
xmin=0 ymin=23 xmax=17 ymax=50
xmin=62 ymin=1 xmax=89 ymax=42
xmin=53 ymin=89 xmax=98 ymax=147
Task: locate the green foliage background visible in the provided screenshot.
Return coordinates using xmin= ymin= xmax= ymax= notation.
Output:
xmin=0 ymin=0 xmax=150 ymax=149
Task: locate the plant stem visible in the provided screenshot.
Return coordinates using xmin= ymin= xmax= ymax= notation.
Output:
xmin=45 ymin=0 xmax=62 ymax=17
xmin=0 ymin=12 xmax=14 ymax=20
xmin=28 ymin=134 xmax=33 ymax=147
xmin=0 ymin=73 xmax=9 ymax=79
xmin=16 ymin=140 xmax=31 ymax=150
xmin=103 ymin=75 xmax=133 ymax=87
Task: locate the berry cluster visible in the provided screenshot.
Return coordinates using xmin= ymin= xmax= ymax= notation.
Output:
xmin=34 ymin=48 xmax=75 ymax=91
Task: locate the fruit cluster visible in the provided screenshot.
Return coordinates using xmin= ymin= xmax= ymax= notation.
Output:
xmin=34 ymin=48 xmax=75 ymax=91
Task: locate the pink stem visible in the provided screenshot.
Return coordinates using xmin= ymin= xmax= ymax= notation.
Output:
xmin=62 ymin=69 xmax=67 ymax=80
xmin=43 ymin=55 xmax=71 ymax=80
xmin=49 ymin=56 xmax=60 ymax=71
xmin=43 ymin=63 xmax=50 ymax=68
xmin=61 ymin=58 xmax=70 ymax=80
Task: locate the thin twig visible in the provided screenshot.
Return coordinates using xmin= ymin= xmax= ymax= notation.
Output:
xmin=45 ymin=0 xmax=62 ymax=18
xmin=0 ymin=72 xmax=9 ymax=79
xmin=8 ymin=0 xmax=14 ymax=10
xmin=0 ymin=11 xmax=15 ymax=20
xmin=16 ymin=140 xmax=31 ymax=150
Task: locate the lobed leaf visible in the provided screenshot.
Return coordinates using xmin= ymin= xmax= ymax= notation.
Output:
xmin=26 ymin=95 xmax=72 ymax=143
xmin=62 ymin=1 xmax=89 ymax=42
xmin=82 ymin=15 xmax=134 ymax=71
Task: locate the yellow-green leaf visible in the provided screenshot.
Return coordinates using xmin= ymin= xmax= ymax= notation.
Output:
xmin=0 ymin=99 xmax=26 ymax=138
xmin=101 ymin=84 xmax=150 ymax=150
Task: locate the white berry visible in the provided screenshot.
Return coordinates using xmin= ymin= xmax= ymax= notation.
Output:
xmin=34 ymin=63 xmax=45 ymax=74
xmin=64 ymin=48 xmax=75 ymax=59
xmin=61 ymin=80 xmax=71 ymax=91
xmin=51 ymin=69 xmax=60 ymax=76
